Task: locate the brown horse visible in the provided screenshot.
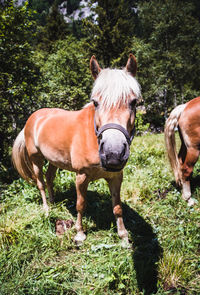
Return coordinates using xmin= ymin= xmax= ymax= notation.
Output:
xmin=165 ymin=96 xmax=200 ymax=206
xmin=12 ymin=54 xmax=141 ymax=245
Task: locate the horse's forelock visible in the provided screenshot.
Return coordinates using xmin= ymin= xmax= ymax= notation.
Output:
xmin=90 ymin=68 xmax=141 ymax=109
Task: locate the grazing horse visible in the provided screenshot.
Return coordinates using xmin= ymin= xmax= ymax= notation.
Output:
xmin=12 ymin=54 xmax=141 ymax=245
xmin=165 ymin=96 xmax=200 ymax=206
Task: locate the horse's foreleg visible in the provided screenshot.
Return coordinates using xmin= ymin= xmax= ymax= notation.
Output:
xmin=180 ymin=147 xmax=199 ymax=206
xmin=107 ymin=173 xmax=129 ymax=243
xmin=46 ymin=163 xmax=57 ymax=203
xmin=31 ymin=156 xmax=49 ymax=214
xmin=74 ymin=173 xmax=89 ymax=245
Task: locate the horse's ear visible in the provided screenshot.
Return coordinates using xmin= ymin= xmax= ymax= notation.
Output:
xmin=90 ymin=56 xmax=101 ymax=79
xmin=126 ymin=54 xmax=137 ymax=77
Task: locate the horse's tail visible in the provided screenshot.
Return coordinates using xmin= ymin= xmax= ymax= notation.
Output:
xmin=164 ymin=104 xmax=186 ymax=184
xmin=12 ymin=128 xmax=34 ymax=183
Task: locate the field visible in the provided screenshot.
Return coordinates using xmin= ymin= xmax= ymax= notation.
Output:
xmin=0 ymin=133 xmax=199 ymax=295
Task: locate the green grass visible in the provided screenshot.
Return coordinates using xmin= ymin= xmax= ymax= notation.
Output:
xmin=0 ymin=133 xmax=199 ymax=294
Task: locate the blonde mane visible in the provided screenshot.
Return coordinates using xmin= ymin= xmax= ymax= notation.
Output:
xmin=91 ymin=68 xmax=141 ymax=109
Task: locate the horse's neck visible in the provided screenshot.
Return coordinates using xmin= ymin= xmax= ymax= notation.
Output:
xmin=81 ymin=103 xmax=95 ymax=124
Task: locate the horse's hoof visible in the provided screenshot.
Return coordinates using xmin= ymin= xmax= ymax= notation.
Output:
xmin=121 ymin=237 xmax=132 ymax=249
xmin=74 ymin=231 xmax=86 ymax=246
xmin=187 ymin=198 xmax=198 ymax=207
xmin=43 ymin=204 xmax=49 ymax=217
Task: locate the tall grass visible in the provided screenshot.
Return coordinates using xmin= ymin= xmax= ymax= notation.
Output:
xmin=0 ymin=133 xmax=199 ymax=294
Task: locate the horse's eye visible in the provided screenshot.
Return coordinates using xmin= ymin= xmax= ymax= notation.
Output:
xmin=129 ymin=99 xmax=136 ymax=110
xmin=93 ymin=100 xmax=99 ymax=108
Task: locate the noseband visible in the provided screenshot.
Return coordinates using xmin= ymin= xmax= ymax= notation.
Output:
xmin=94 ymin=120 xmax=135 ymax=146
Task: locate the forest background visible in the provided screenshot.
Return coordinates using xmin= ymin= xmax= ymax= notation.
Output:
xmin=1 ymin=0 xmax=200 ymax=181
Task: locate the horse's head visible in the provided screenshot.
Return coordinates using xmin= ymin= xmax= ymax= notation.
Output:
xmin=90 ymin=54 xmax=141 ymax=172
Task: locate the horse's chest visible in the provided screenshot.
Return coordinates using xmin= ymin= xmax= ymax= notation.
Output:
xmin=70 ymin=147 xmax=100 ymax=171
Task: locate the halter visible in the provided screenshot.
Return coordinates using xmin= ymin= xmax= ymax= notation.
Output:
xmin=94 ymin=119 xmax=135 ymax=146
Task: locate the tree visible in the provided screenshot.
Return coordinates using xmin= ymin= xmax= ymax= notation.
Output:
xmin=28 ymin=0 xmax=54 ymax=26
xmin=36 ymin=2 xmax=68 ymax=51
xmin=134 ymin=0 xmax=200 ymax=127
xmin=36 ymin=36 xmax=92 ymax=111
xmin=0 ymin=1 xmax=40 ymax=180
xmin=32 ymin=0 xmax=83 ymax=49
xmin=83 ymin=0 xmax=137 ymax=67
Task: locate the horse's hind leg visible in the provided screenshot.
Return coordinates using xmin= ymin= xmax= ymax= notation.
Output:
xmin=46 ymin=163 xmax=57 ymax=203
xmin=107 ymin=173 xmax=129 ymax=244
xmin=180 ymin=147 xmax=199 ymax=206
xmin=31 ymin=155 xmax=49 ymax=214
xmin=178 ymin=136 xmax=187 ymax=185
xmin=74 ymin=173 xmax=89 ymax=245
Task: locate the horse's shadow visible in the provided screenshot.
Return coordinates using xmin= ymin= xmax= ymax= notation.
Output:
xmin=54 ymin=186 xmax=163 ymax=295
xmin=123 ymin=203 xmax=163 ymax=294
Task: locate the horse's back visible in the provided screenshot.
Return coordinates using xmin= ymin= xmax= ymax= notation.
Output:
xmin=179 ymin=96 xmax=200 ymax=149
xmin=184 ymin=96 xmax=200 ymax=116
xmin=24 ymin=108 xmax=70 ymax=153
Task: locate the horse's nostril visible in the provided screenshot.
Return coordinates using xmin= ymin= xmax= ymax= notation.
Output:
xmin=120 ymin=144 xmax=127 ymax=159
xmin=99 ymin=141 xmax=104 ymax=154
xmin=105 ymin=152 xmax=112 ymax=161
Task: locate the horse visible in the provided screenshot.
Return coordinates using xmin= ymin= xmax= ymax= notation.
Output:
xmin=164 ymin=96 xmax=200 ymax=206
xmin=12 ymin=54 xmax=141 ymax=245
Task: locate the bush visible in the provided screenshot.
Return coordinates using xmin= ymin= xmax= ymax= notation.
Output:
xmin=36 ymin=36 xmax=92 ymax=111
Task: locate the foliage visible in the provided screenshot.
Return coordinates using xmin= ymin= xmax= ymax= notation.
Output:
xmin=0 ymin=133 xmax=199 ymax=294
xmin=135 ymin=110 xmax=150 ymax=135
xmin=134 ymin=0 xmax=200 ymax=126
xmin=35 ymin=36 xmax=92 ymax=110
xmin=0 ymin=0 xmax=40 ymax=179
xmin=30 ymin=0 xmax=83 ymax=46
xmin=28 ymin=0 xmax=81 ymax=26
xmin=28 ymin=0 xmax=55 ymax=26
xmin=83 ymin=0 xmax=137 ymax=67
xmin=36 ymin=2 xmax=68 ymax=51
xmin=63 ymin=0 xmax=81 ymax=15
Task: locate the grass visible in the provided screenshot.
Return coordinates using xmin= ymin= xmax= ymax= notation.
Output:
xmin=0 ymin=133 xmax=199 ymax=294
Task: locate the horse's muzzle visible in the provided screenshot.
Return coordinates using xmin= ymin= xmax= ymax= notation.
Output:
xmin=99 ymin=142 xmax=130 ymax=172
xmin=94 ymin=121 xmax=133 ymax=172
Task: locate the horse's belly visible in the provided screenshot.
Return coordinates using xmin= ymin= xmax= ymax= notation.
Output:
xmin=40 ymin=145 xmax=74 ymax=171
xmin=39 ymin=141 xmax=123 ymax=179
xmin=39 ymin=144 xmax=100 ymax=172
